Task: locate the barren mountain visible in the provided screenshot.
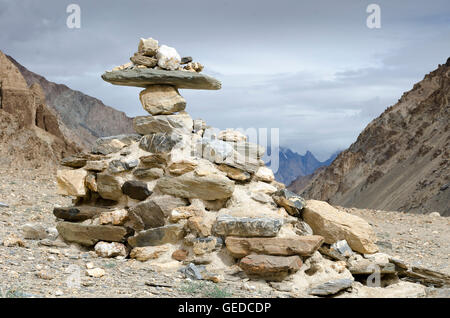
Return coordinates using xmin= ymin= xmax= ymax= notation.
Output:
xmin=6 ymin=55 xmax=134 ymax=149
xmin=299 ymin=58 xmax=450 ymax=216
xmin=0 ymin=51 xmax=81 ymax=169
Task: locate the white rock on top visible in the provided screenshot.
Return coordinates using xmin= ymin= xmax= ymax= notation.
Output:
xmin=138 ymin=37 xmax=159 ymax=56
xmin=156 ymin=45 xmax=181 ymax=71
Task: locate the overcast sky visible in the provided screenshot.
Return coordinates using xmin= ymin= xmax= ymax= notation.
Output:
xmin=1 ymin=0 xmax=449 ymax=160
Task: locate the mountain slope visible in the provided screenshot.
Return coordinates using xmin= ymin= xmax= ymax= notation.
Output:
xmin=0 ymin=50 xmax=80 ymax=169
xmin=271 ymin=147 xmax=338 ymax=185
xmin=6 ymin=55 xmax=134 ymax=149
xmin=300 ymin=58 xmax=450 ymax=216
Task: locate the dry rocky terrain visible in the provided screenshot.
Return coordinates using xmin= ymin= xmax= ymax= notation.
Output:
xmin=0 ymin=168 xmax=448 ymax=298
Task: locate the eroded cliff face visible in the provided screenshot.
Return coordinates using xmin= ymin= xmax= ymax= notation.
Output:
xmin=300 ymin=59 xmax=450 ymax=216
xmin=7 ymin=55 xmax=134 ymax=149
xmin=0 ymin=50 xmax=80 ymax=169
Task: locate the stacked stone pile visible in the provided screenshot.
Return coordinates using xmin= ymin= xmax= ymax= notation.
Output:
xmin=53 ymin=37 xmax=449 ymax=295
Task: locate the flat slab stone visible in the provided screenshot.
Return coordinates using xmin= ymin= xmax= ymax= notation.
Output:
xmin=239 ymin=254 xmax=302 ymax=281
xmin=213 ymin=215 xmax=282 ymax=237
xmin=101 ymin=68 xmax=221 ymax=90
xmin=225 ymin=235 xmax=324 ymax=258
xmin=308 ymin=278 xmax=354 ymax=296
xmin=56 ymin=222 xmax=127 ymax=246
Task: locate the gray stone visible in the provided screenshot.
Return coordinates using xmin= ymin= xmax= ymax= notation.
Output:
xmin=101 ymin=68 xmax=221 ymax=90
xmin=330 ymin=240 xmax=354 ymax=258
xmin=121 ymin=181 xmax=152 ymax=201
xmin=308 ymin=278 xmax=354 ymax=296
xmin=272 ymin=189 xmax=306 ymax=216
xmin=127 ymin=199 xmax=165 ymax=231
xmin=213 ymin=215 xmax=282 ymax=237
xmin=133 ymin=167 xmax=164 ymax=179
xmin=181 ymin=56 xmax=193 ymax=65
xmin=53 ymin=206 xmax=109 ymax=222
xmin=127 ymin=224 xmax=185 ymax=247
xmin=91 ymin=134 xmax=141 ymax=155
xmin=22 ymin=223 xmax=48 ymax=240
xmin=139 ymin=133 xmax=182 ymax=153
xmin=133 ymin=114 xmax=193 ymax=135
xmin=294 ymin=220 xmax=314 ymax=236
xmin=108 ymin=159 xmax=137 ymax=173
xmin=180 ymin=263 xmax=203 ymax=280
xmin=200 ymin=137 xmax=234 ymax=163
xmin=56 ymin=222 xmax=127 ymax=246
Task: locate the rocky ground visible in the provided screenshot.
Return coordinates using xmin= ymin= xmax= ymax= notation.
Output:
xmin=0 ymin=167 xmax=448 ymax=298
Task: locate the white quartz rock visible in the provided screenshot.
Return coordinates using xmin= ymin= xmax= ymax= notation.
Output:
xmin=156 ymin=45 xmax=181 ymax=70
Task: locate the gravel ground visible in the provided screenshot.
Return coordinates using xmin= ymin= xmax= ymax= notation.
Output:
xmin=0 ymin=168 xmax=448 ymax=298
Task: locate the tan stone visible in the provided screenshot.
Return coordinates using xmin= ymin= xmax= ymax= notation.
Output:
xmin=225 ymin=235 xmax=324 ymax=258
xmin=218 ymin=129 xmax=247 ymax=142
xmin=85 ymin=173 xmax=98 ymax=192
xmin=98 ymin=209 xmax=129 ymax=226
xmin=168 ymin=159 xmax=198 ymax=175
xmin=56 ymin=222 xmax=127 ymax=246
xmin=239 ymin=254 xmax=302 ymax=281
xmin=94 ymin=241 xmax=127 ymax=258
xmin=130 ymin=245 xmax=169 ymax=261
xmin=139 ymin=85 xmax=186 ymax=115
xmin=169 ymin=205 xmax=204 ymax=223
xmin=84 ymin=160 xmax=107 ymax=172
xmin=172 ymin=249 xmax=188 ymax=261
xmin=96 ymin=173 xmax=123 ymax=201
xmin=156 ymin=171 xmax=235 ymax=200
xmin=187 ymin=214 xmax=216 ymax=237
xmin=255 ymin=166 xmax=275 ymax=183
xmin=303 ymin=200 xmax=378 ymax=254
xmin=56 ymin=169 xmax=88 ymax=197
xmin=86 ymin=268 xmax=105 ymax=278
xmin=138 ymin=37 xmax=159 ymax=56
xmin=218 ymin=164 xmax=251 ymax=181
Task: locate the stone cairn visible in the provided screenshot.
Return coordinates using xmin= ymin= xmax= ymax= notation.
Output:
xmin=55 ymin=37 xmax=449 ymax=295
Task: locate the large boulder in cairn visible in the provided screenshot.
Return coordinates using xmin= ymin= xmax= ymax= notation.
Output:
xmin=213 ymin=215 xmax=282 ymax=237
xmin=56 ymin=222 xmax=127 ymax=246
xmin=101 ymin=68 xmax=222 ymax=90
xmin=303 ymin=200 xmax=378 ymax=254
xmin=156 ymin=171 xmax=235 ymax=200
xmin=225 ymin=235 xmax=324 ymax=258
xmin=133 ymin=113 xmax=193 ymax=135
xmin=128 ymin=224 xmax=185 ymax=247
xmin=139 ymin=85 xmax=186 ymax=115
xmin=239 ymin=254 xmax=303 ymax=281
xmin=56 ymin=169 xmax=88 ymax=197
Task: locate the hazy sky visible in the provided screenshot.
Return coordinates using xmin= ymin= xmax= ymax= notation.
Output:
xmin=1 ymin=0 xmax=449 ymax=160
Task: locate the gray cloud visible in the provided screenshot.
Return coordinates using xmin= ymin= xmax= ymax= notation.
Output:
xmin=1 ymin=0 xmax=449 ymax=160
